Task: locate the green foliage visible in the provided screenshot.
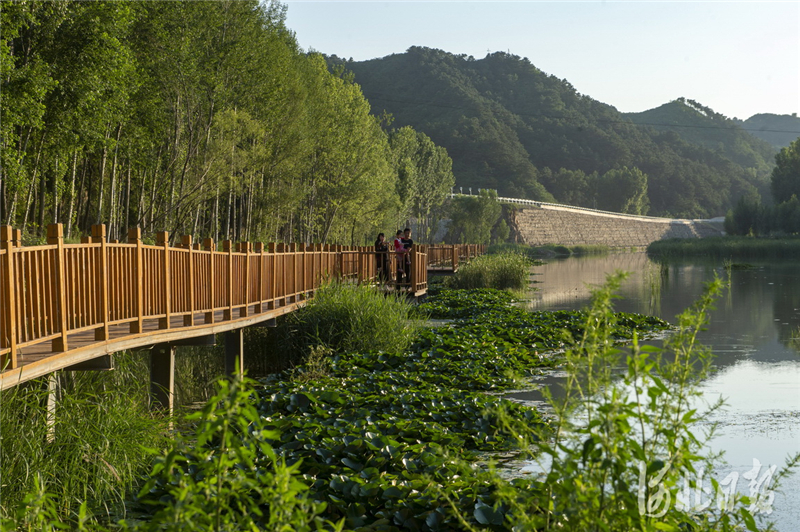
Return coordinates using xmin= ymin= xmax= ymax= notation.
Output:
xmin=447 ymin=189 xmax=503 ymax=245
xmin=447 ymin=252 xmax=533 ymax=291
xmin=280 ymin=281 xmax=421 ymax=360
xmin=0 ymin=352 xmax=166 ymax=524
xmin=388 ymin=126 xmax=455 ymax=238
xmin=595 ymin=166 xmax=650 ymax=214
xmin=648 ymin=235 xmax=800 ymax=259
xmin=125 ymin=375 xmax=341 ymax=531
xmin=770 ymin=137 xmax=800 ymax=205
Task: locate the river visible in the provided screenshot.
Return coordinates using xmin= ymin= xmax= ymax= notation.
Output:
xmin=507 ymin=252 xmax=800 ymax=530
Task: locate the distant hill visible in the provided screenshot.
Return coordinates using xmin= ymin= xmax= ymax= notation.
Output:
xmin=338 ymin=47 xmax=773 ymax=217
xmin=738 ymin=113 xmax=800 ymax=149
xmin=624 ymin=98 xmax=777 ymax=182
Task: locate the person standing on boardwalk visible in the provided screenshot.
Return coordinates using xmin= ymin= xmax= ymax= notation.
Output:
xmin=401 ymin=227 xmax=414 ymax=284
xmin=393 ymin=230 xmax=405 ymax=285
xmin=374 ymin=233 xmax=390 ymax=282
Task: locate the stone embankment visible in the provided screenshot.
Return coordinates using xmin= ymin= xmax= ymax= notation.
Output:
xmin=506 ymin=201 xmax=724 ymax=247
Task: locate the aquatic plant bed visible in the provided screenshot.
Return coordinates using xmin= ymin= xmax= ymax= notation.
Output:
xmin=136 ymin=288 xmax=670 ymax=530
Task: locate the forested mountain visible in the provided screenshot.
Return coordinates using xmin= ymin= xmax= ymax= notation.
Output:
xmin=0 ymin=1 xmax=454 ymax=245
xmin=341 ymin=47 xmax=773 ymax=218
xmin=624 ymin=98 xmax=777 ymax=185
xmin=738 ymin=113 xmax=800 ymax=149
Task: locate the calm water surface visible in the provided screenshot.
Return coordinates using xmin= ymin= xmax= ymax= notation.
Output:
xmin=509 ymin=252 xmax=800 ymax=530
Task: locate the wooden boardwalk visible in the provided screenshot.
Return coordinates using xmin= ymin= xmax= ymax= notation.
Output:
xmin=1 ymin=223 xmax=482 ymax=392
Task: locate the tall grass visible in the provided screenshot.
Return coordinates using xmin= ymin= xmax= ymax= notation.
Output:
xmin=278 ymin=281 xmax=420 ymax=361
xmin=448 ymin=252 xmax=533 ymax=291
xmin=0 ymin=352 xmax=167 ymax=522
xmin=648 ymin=236 xmax=800 ymax=259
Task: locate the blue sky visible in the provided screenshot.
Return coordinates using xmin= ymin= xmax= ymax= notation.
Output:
xmin=283 ymin=1 xmax=800 ymax=120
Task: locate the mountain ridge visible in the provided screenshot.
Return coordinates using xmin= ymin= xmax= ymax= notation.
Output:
xmin=337 ymin=47 xmax=786 ymax=217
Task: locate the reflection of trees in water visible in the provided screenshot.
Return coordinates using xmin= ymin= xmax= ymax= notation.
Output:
xmin=769 ymin=270 xmax=800 ymax=352
xmin=532 ymin=254 xmax=800 ymax=361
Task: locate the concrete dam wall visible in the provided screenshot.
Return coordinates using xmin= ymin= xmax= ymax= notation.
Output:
xmin=505 ymin=201 xmax=725 ymax=248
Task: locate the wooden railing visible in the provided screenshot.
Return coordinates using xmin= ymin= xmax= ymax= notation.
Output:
xmin=420 ymin=244 xmax=486 ymax=271
xmin=0 ymin=224 xmax=429 ymax=376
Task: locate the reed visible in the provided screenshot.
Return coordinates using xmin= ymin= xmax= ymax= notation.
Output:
xmin=448 ymin=252 xmax=533 ymax=291
xmin=278 ymin=281 xmax=421 ymax=362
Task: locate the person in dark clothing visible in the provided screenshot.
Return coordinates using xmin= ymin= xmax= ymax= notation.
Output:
xmin=374 ymin=233 xmax=390 ymax=282
xmin=393 ymin=230 xmax=405 ymax=285
xmin=401 ymin=228 xmax=413 ymax=284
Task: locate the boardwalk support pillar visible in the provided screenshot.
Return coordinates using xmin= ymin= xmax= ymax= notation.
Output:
xmin=46 ymin=372 xmax=59 ymax=443
xmin=150 ymin=343 xmax=175 ymax=414
xmin=225 ymin=329 xmax=244 ymax=377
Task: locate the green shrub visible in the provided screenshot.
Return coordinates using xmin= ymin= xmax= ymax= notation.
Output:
xmin=448 ymin=252 xmax=533 ymax=291
xmin=281 ymin=281 xmax=420 ymax=360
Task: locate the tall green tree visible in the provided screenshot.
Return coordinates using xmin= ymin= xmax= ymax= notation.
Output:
xmin=770 ymin=137 xmax=800 ymax=204
xmin=594 ymin=166 xmax=649 ymax=215
xmin=389 ymin=126 xmax=455 ymax=239
xmin=447 ymin=189 xmax=502 ymax=244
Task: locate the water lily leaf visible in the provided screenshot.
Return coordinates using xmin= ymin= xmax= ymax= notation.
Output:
xmin=474 ymin=502 xmax=504 ymax=525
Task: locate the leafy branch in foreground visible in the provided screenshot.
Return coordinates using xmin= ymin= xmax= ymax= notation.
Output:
xmin=122 ymin=375 xmax=342 ymax=532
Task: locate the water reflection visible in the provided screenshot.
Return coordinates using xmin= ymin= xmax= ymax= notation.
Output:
xmin=513 ymin=252 xmax=800 ymax=530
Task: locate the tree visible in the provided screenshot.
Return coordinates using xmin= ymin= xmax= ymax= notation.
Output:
xmin=770 ymin=137 xmax=800 ymax=204
xmin=447 ymin=189 xmax=501 ymax=245
xmin=389 ymin=126 xmax=455 ymax=240
xmin=594 ymin=166 xmax=649 ymax=215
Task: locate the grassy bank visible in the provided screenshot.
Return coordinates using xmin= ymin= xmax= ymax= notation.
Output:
xmin=488 ymin=242 xmax=610 ymax=258
xmin=648 ymin=235 xmax=800 ymax=259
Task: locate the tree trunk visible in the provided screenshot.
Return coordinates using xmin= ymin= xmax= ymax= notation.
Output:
xmin=96 ymin=127 xmax=111 ymax=225
xmin=65 ymin=149 xmax=78 ymax=238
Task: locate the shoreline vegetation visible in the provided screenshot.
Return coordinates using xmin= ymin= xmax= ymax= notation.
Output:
xmin=648 ymin=236 xmax=800 ymax=259
xmin=2 ymin=253 xmax=794 ymax=530
xmin=488 ymin=242 xmax=610 ymax=259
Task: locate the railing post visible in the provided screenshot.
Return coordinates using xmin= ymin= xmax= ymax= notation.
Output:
xmin=47 ymin=224 xmax=68 ymax=352
xmin=203 ymin=238 xmax=215 ymax=324
xmin=182 ymin=235 xmax=194 ymax=326
xmin=1 ymin=226 xmax=18 ymax=370
xmin=410 ymin=247 xmax=417 ymax=293
xmin=223 ymin=240 xmax=233 ymax=320
xmin=128 ymin=228 xmax=144 ymax=333
xmin=277 ymin=243 xmax=286 ymax=307
xmin=240 ymin=242 xmax=250 ymax=317
xmin=267 ymin=243 xmax=276 ymax=309
xmin=156 ymin=231 xmax=170 ymax=330
xmin=452 ymin=245 xmax=458 ymax=270
xmin=254 ymin=242 xmax=264 ymax=313
xmin=290 ymin=243 xmax=297 ymax=302
xmin=92 ymin=224 xmax=109 ymax=341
